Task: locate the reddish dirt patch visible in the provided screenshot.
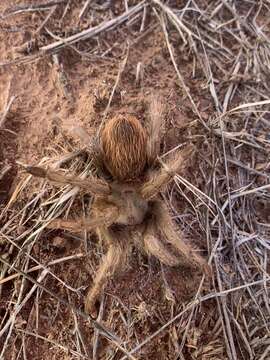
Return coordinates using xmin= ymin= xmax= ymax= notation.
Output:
xmin=0 ymin=1 xmax=213 ymax=358
xmin=4 ymin=1 xmax=268 ymax=360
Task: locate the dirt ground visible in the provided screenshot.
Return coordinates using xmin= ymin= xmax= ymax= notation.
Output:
xmin=0 ymin=1 xmax=269 ymax=359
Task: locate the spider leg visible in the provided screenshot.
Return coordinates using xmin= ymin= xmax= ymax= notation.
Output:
xmin=65 ymin=124 xmax=107 ymax=176
xmin=47 ymin=205 xmax=118 ymax=232
xmin=85 ymin=228 xmax=130 ymax=316
xmin=150 ymin=200 xmax=210 ymax=274
xmin=144 ymin=231 xmax=182 ymax=267
xmin=146 ymin=95 xmax=165 ymax=165
xmin=140 ymin=146 xmax=193 ymax=200
xmin=67 ymin=125 xmax=93 ymax=147
xmin=142 ymin=215 xmax=180 ymax=266
xmin=25 ymin=165 xmax=110 ymax=196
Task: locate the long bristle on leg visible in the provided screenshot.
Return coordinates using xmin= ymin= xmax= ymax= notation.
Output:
xmin=151 ymin=200 xmax=211 ymax=275
xmin=140 ymin=146 xmax=194 ymax=200
xmin=143 ymin=216 xmax=182 ymax=266
xmin=47 ymin=205 xmax=118 ymax=232
xmin=85 ymin=228 xmax=130 ymax=316
xmin=25 ymin=165 xmax=111 ymax=195
xmin=146 ymin=94 xmax=165 ymax=164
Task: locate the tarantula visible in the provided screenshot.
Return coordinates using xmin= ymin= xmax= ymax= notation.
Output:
xmin=25 ymin=96 xmax=210 ymax=316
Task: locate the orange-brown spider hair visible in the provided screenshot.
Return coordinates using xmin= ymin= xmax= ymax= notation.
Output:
xmin=101 ymin=114 xmax=147 ymax=181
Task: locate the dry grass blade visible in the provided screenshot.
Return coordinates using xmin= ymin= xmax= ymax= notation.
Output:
xmin=222 ymin=99 xmax=270 ymax=117
xmin=156 ymin=11 xmax=209 ymax=131
xmin=0 ymin=164 xmax=11 ymax=181
xmin=151 ymin=0 xmax=194 ymax=44
xmin=16 ymin=328 xmax=89 ymax=359
xmin=0 ymin=252 xmax=84 ymax=286
xmin=99 ymin=45 xmax=130 ymax=130
xmin=119 ymin=277 xmax=270 ymax=360
xmin=2 ymin=1 xmax=68 ymax=18
xmin=0 ymin=1 xmax=145 ymax=66
xmin=79 ymin=0 xmax=92 ymax=20
xmin=1 ymin=0 xmax=270 ymax=358
xmin=0 ymin=255 xmax=137 ymax=360
xmin=0 ymin=95 xmax=16 ymax=129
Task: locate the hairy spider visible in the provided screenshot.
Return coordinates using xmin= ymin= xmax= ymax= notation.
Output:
xmin=25 ymin=96 xmax=210 ymax=316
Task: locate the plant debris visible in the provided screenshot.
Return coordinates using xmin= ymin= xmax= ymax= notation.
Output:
xmin=0 ymin=0 xmax=269 ymax=359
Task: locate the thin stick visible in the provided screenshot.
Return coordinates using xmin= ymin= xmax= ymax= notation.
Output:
xmin=227 ymin=158 xmax=270 ymax=179
xmin=221 ymin=99 xmax=270 ymax=118
xmin=79 ymin=0 xmax=92 ymax=20
xmin=120 ymin=277 xmax=270 ymax=360
xmin=0 ymin=2 xmax=145 ymax=66
xmin=0 ymin=165 xmax=12 ymax=181
xmin=0 ymin=253 xmax=84 ymax=286
xmin=151 ymin=0 xmax=195 ymax=45
xmin=3 ymin=0 xmax=67 ymax=18
xmin=0 ymin=255 xmax=137 ymax=360
xmin=157 ymin=13 xmax=209 ymax=131
xmin=0 ymin=269 xmax=48 ymax=339
xmin=0 ymin=96 xmax=16 ymax=128
xmin=35 ymin=5 xmax=57 ymax=35
xmin=16 ymin=328 xmax=89 ymax=359
xmin=0 ymin=231 xmax=81 ymax=293
xmin=42 ymin=4 xmax=143 ymax=53
xmin=99 ymin=45 xmax=129 ymax=133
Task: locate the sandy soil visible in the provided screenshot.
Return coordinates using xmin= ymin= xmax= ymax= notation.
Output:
xmin=1 ymin=1 xmax=269 ymax=360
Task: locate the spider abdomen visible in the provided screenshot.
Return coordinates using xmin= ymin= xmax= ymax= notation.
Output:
xmin=101 ymin=115 xmax=147 ymax=181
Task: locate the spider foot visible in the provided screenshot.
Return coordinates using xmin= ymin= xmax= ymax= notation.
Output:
xmin=46 ymin=219 xmax=65 ymax=230
xmin=85 ymin=296 xmax=98 ymax=318
xmin=26 ymin=165 xmax=47 ymax=178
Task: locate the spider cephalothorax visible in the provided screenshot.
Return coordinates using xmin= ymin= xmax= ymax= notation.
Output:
xmin=25 ymin=96 xmax=210 ymax=316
